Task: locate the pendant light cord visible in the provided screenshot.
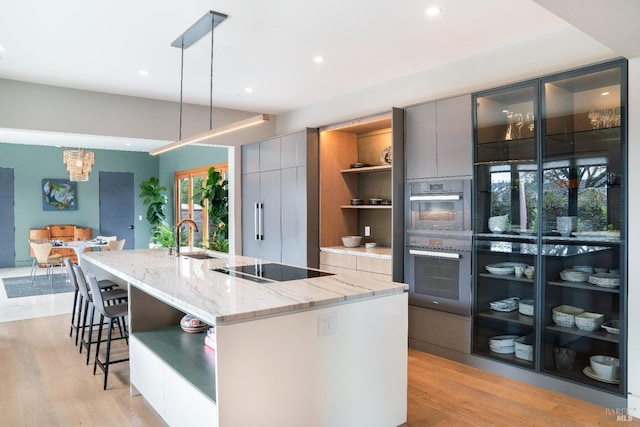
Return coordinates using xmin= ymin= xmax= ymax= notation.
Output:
xmin=209 ymin=14 xmax=215 ymax=131
xmin=179 ymin=39 xmax=185 ymax=140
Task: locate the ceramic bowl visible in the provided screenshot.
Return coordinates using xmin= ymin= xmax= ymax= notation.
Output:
xmin=590 ymin=355 xmax=619 ymax=380
xmin=341 ymin=236 xmax=362 ymax=247
xmin=180 ymin=314 xmax=208 ymax=333
xmin=488 ymin=215 xmax=508 ymax=233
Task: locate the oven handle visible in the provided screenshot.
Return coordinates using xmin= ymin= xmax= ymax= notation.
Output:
xmin=410 ymin=194 xmax=461 ymax=201
xmin=409 ymin=249 xmax=461 ymax=259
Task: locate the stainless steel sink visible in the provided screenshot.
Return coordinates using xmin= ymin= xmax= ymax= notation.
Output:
xmin=181 ymin=253 xmax=218 ymax=260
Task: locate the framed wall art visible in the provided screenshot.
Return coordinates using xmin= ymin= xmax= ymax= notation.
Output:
xmin=42 ymin=179 xmax=77 ymax=211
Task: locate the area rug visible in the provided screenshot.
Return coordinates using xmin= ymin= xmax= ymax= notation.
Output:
xmin=3 ymin=274 xmax=73 ymax=298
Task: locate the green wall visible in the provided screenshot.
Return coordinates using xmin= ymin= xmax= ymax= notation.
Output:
xmin=158 ymin=144 xmax=229 ymax=226
xmin=0 ymin=142 xmax=228 ymax=267
xmin=0 ymin=142 xmax=158 ymax=266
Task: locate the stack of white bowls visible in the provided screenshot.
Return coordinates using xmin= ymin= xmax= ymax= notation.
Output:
xmin=489 ymin=335 xmax=519 ymax=354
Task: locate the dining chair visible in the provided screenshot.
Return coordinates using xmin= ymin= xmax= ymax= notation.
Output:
xmin=72 ymin=263 xmax=127 ymax=365
xmin=29 ymin=240 xmax=64 ymax=286
xmin=107 ymin=239 xmax=125 ymax=251
xmin=96 ymin=235 xmax=117 ymax=251
xmin=86 ymin=271 xmax=129 ymax=390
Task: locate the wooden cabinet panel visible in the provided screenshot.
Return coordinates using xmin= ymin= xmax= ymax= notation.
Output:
xmin=48 ymin=224 xmax=74 ymax=240
xmin=29 ymin=224 xmax=92 ymax=263
xmin=357 ymin=256 xmax=391 ymax=275
xmin=75 ymin=227 xmax=92 ymax=241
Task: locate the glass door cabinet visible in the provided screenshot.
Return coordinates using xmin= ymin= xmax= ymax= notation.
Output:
xmin=472 ymin=60 xmax=627 ymax=397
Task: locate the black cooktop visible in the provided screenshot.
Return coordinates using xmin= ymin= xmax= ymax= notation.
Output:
xmin=213 ymin=263 xmax=334 ymax=283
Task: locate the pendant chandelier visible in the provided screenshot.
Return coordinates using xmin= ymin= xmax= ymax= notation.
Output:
xmin=150 ymin=10 xmax=269 ymax=156
xmin=63 ymin=148 xmax=95 ymax=182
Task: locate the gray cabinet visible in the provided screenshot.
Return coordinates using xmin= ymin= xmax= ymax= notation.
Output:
xmin=242 ymin=130 xmax=319 ymax=267
xmin=405 ymin=94 xmax=472 ymax=180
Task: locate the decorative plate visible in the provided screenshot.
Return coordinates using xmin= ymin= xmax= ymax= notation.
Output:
xmin=601 ymin=320 xmax=620 ymax=335
xmin=380 ymin=146 xmax=392 ymax=165
xmin=583 ymin=366 xmax=619 ymax=384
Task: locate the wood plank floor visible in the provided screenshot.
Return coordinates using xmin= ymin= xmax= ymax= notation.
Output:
xmin=0 ymin=314 xmax=637 ymax=426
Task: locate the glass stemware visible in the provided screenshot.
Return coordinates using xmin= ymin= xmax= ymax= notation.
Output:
xmin=513 ymin=113 xmax=524 ymax=139
xmin=588 ymin=109 xmax=601 ymax=129
xmin=525 ymin=112 xmax=534 ymax=133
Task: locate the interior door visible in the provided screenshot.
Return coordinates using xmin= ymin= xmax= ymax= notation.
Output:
xmin=99 ymin=171 xmax=135 ymax=249
xmin=0 ymin=167 xmax=15 ymax=267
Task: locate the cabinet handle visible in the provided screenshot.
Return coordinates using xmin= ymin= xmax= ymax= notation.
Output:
xmin=409 ymin=249 xmax=461 ymax=259
xmin=254 ymin=203 xmax=260 ymax=241
xmin=410 ymin=195 xmax=461 ymax=201
xmin=258 ymin=203 xmax=264 ymax=240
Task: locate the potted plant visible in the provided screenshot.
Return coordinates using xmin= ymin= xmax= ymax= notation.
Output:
xmin=194 ymin=167 xmax=229 ymax=252
xmin=139 ymin=177 xmax=169 ymax=247
xmin=152 ymin=223 xmax=176 ymax=248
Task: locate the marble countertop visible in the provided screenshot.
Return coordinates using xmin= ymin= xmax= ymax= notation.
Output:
xmin=320 ymin=245 xmax=392 ymax=259
xmin=81 ymin=248 xmax=407 ymax=326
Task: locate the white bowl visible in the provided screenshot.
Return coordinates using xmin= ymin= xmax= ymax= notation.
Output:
xmin=365 ymin=242 xmax=377 ymax=249
xmin=575 ymin=312 xmax=604 ymax=331
xmin=590 ymin=355 xmax=619 ymax=380
xmin=488 ymin=215 xmax=508 ymax=233
xmin=489 ymin=334 xmax=519 ymax=347
xmin=341 ymin=236 xmax=362 ymax=247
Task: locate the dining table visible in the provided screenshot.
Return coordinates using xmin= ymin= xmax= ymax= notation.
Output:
xmin=53 ymin=239 xmax=109 ymax=259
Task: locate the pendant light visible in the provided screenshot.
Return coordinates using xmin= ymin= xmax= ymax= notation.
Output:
xmin=63 ymin=148 xmax=95 ymax=181
xmin=150 ymin=10 xmax=269 ymax=156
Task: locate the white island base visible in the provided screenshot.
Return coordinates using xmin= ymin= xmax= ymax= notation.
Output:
xmin=127 ymin=284 xmax=407 ymax=427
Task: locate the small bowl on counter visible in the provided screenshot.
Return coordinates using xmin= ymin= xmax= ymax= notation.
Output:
xmin=341 ymin=236 xmax=362 ymax=248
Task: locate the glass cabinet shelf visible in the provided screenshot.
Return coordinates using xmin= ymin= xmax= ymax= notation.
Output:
xmin=472 ymin=59 xmax=627 ymax=398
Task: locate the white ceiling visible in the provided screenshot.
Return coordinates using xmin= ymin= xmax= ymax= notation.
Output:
xmin=0 ymin=0 xmax=638 ymax=151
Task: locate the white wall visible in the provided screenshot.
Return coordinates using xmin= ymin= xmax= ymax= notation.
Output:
xmin=275 ymin=27 xmax=615 ymax=134
xmin=0 ymin=78 xmax=276 ymax=146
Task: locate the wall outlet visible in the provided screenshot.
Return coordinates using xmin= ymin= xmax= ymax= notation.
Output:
xmin=364 ymin=226 xmax=371 ymax=237
xmin=318 ymin=312 xmax=337 ymax=336
xmin=139 ymin=215 xmax=143 ymax=221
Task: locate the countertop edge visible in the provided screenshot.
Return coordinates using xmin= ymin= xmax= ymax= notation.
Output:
xmin=320 ymin=246 xmax=392 ymax=259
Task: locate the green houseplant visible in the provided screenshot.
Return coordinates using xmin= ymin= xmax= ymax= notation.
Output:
xmin=139 ymin=177 xmax=170 ymax=246
xmin=194 ymin=166 xmax=228 ymax=252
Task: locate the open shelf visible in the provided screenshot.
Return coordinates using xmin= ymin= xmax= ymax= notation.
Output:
xmin=547 ymin=280 xmax=620 ymax=294
xmin=340 ymin=165 xmax=391 ymax=174
xmin=341 ymin=205 xmax=392 ymax=209
xmin=477 ymin=309 xmax=534 ymax=327
xmin=545 ymin=324 xmax=620 ymax=344
xmin=133 ymin=326 xmax=217 ymax=402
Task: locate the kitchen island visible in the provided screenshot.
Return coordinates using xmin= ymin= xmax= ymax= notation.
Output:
xmin=81 ymin=248 xmax=408 ymax=427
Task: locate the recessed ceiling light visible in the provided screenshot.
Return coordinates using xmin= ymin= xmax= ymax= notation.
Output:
xmin=426 ymin=7 xmax=442 ymax=17
xmin=139 ymin=70 xmax=150 ymax=77
xmin=601 ymin=91 xmax=610 ymax=96
xmin=244 ymin=87 xmax=254 ymax=94
xmin=0 ymin=45 xmax=6 ymax=52
xmin=313 ymin=55 xmax=325 ymax=64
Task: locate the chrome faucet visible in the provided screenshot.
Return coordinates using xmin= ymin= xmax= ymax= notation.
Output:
xmin=176 ymin=218 xmax=199 ymax=256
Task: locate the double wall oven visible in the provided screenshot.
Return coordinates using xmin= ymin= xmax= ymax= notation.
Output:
xmin=405 ymin=179 xmax=472 ymax=316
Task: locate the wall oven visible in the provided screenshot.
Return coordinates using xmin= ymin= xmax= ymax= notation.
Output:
xmin=406 ymin=179 xmax=472 ymax=316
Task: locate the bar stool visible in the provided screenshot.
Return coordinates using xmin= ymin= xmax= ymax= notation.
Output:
xmin=65 ymin=258 xmax=120 ymax=345
xmin=86 ymin=272 xmax=129 ymax=390
xmin=73 ymin=264 xmax=127 ymax=365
